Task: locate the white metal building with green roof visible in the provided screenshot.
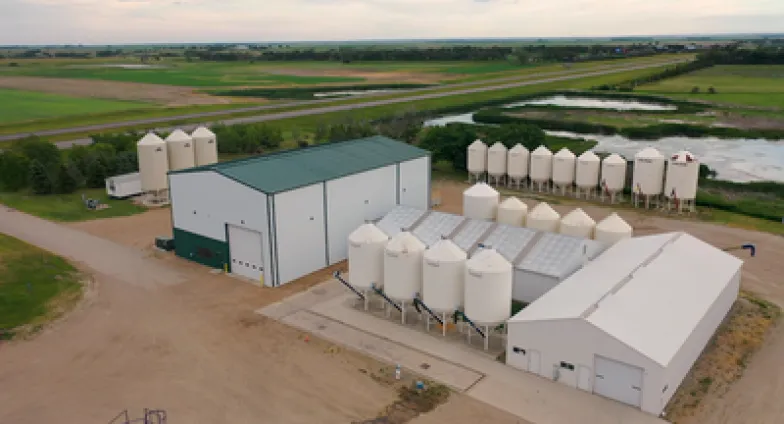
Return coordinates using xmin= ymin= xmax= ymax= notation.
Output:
xmin=168 ymin=136 xmax=431 ymax=287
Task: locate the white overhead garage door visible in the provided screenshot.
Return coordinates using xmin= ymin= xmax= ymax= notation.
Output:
xmin=593 ymin=356 xmax=644 ymax=408
xmin=228 ymin=224 xmax=264 ymax=284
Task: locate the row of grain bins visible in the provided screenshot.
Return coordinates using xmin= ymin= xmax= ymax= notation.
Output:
xmin=463 ymin=182 xmax=632 ymax=245
xmin=468 ymin=140 xmax=700 ymax=211
xmin=137 ymin=127 xmax=218 ymax=201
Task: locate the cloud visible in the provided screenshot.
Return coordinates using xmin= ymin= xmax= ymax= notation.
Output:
xmin=1 ymin=0 xmax=783 ymax=45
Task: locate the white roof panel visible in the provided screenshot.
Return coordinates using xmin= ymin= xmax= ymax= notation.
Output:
xmin=452 ymin=219 xmax=494 ymax=252
xmin=517 ymin=233 xmax=604 ymax=278
xmin=511 ymin=232 xmax=743 ymax=366
xmin=481 ymin=224 xmax=538 ymax=263
xmin=412 ymin=212 xmax=466 ymax=247
xmin=376 ymin=206 xmax=426 ymax=237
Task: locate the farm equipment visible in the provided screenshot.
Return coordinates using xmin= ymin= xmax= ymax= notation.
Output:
xmin=108 ymin=409 xmax=167 ymax=424
xmin=81 ymin=193 xmax=106 ymax=211
xmin=154 ymin=236 xmax=175 ymax=251
xmin=722 ymin=243 xmax=756 ymax=257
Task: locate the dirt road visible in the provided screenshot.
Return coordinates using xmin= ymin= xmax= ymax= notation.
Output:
xmin=0 ymin=59 xmax=686 ymax=147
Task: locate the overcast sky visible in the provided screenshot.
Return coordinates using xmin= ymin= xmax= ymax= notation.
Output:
xmin=1 ymin=0 xmax=783 ymax=45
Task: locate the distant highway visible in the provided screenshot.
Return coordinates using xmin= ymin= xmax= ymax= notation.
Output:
xmin=0 ymin=58 xmax=687 ymax=149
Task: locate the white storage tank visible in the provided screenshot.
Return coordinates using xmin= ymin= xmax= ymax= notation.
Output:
xmin=529 ymin=145 xmax=553 ymax=191
xmin=665 ymin=150 xmax=699 ymax=211
xmin=576 ymin=151 xmax=601 ymax=196
xmin=526 ymin=202 xmax=560 ymax=232
xmin=467 ymin=139 xmax=488 ymax=180
xmin=464 ymin=248 xmax=513 ymax=326
xmin=463 ymin=183 xmax=500 ymax=221
xmin=137 ymin=132 xmax=169 ymax=192
xmin=383 ymin=232 xmax=426 ymax=302
xmin=192 ymin=126 xmax=218 ymax=166
xmin=348 ymin=223 xmax=389 ymax=290
xmin=551 ymin=148 xmax=576 ymax=194
xmin=165 ymin=129 xmax=195 ymax=171
xmin=422 ymin=239 xmax=467 ymax=313
xmin=594 ymin=213 xmax=633 ymax=245
xmin=559 ymin=208 xmax=597 ymax=239
xmin=487 ymin=142 xmax=508 ymax=185
xmin=601 ymin=153 xmax=627 ymax=201
xmin=633 ymin=147 xmax=666 ymax=199
xmin=507 ymin=144 xmax=530 ymax=188
xmin=496 ymin=197 xmax=528 ymax=226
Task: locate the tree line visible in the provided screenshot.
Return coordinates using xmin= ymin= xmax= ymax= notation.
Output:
xmin=697 ymin=46 xmax=784 ymax=65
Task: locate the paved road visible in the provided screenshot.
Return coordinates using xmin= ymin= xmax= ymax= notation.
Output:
xmin=0 ymin=58 xmax=686 ymax=149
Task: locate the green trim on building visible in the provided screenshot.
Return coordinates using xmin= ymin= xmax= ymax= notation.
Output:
xmin=169 ymin=136 xmax=430 ymax=195
xmin=173 ymin=228 xmax=229 ymax=270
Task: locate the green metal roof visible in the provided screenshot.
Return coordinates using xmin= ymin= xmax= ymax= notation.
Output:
xmin=171 ymin=136 xmax=429 ymax=194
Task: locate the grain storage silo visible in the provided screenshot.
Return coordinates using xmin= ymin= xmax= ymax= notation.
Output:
xmin=422 ymin=239 xmax=467 ymax=335
xmin=664 ymin=150 xmax=699 ymax=213
xmin=507 ymin=144 xmax=529 ymax=189
xmin=464 ymin=248 xmax=512 ymax=349
xmin=633 ymin=147 xmax=665 ymax=209
xmin=165 ymin=129 xmax=195 ymax=171
xmin=192 ymin=126 xmax=218 ymax=166
xmin=594 ymin=213 xmax=633 ymax=245
xmin=496 ymin=197 xmax=527 ymax=226
xmin=552 ymin=148 xmax=576 ymax=196
xmin=467 ymin=139 xmax=488 ymax=183
xmin=576 ymin=151 xmax=601 ymax=199
xmin=600 ymin=153 xmax=627 ymax=203
xmin=348 ymin=223 xmax=389 ymax=301
xmin=487 ymin=142 xmax=508 ymax=186
xmin=529 ymin=146 xmax=553 ymax=192
xmin=383 ymin=232 xmax=426 ymax=323
xmin=137 ymin=132 xmax=169 ymax=201
xmin=463 ymin=183 xmax=499 ymax=221
xmin=559 ymin=208 xmax=596 ymax=239
xmin=526 ymin=202 xmax=560 ymax=233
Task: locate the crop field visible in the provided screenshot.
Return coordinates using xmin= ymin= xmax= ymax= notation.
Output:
xmin=640 ymin=65 xmax=784 ymax=108
xmin=0 ymin=88 xmax=150 ymax=124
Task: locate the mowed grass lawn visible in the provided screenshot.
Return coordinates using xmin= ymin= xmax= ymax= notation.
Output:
xmin=0 ymin=88 xmax=149 ymax=124
xmin=640 ymin=65 xmax=784 ymax=108
xmin=0 ymin=233 xmax=82 ymax=339
xmin=0 ymin=188 xmax=147 ymax=222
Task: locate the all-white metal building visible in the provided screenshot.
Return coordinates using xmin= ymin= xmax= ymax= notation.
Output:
xmin=105 ymin=172 xmax=143 ymax=199
xmin=168 ymin=136 xmax=430 ymax=287
xmin=506 ymin=232 xmax=742 ymax=415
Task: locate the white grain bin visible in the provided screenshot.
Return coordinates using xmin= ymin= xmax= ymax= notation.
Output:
xmin=559 ymin=208 xmax=597 ymax=239
xmin=383 ymin=232 xmax=426 ymax=302
xmin=137 ymin=132 xmax=169 ymax=193
xmin=507 ymin=144 xmax=530 ymax=188
xmin=348 ymin=223 xmax=389 ymax=290
xmin=529 ymin=145 xmax=553 ymax=191
xmin=487 ymin=142 xmax=508 ymax=185
xmin=551 ymin=148 xmax=576 ymax=194
xmin=600 ymin=153 xmax=627 ymax=202
xmin=594 ymin=213 xmax=633 ymax=245
xmin=467 ymin=139 xmax=488 ymax=181
xmin=191 ymin=126 xmax=218 ymax=166
xmin=165 ymin=129 xmax=195 ymax=171
xmin=422 ymin=239 xmax=467 ymax=314
xmin=464 ymin=248 xmax=512 ymax=326
xmin=576 ymin=151 xmax=601 ymax=197
xmin=633 ymin=147 xmax=666 ymax=207
xmin=525 ymin=202 xmax=560 ymax=232
xmin=463 ymin=183 xmax=500 ymax=221
xmin=664 ymin=150 xmax=699 ymax=212
xmin=496 ymin=197 xmax=528 ymax=226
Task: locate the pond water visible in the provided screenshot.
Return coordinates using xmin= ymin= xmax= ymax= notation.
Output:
xmin=503 ymin=95 xmax=677 ymax=111
xmin=547 ymin=131 xmax=784 ymax=183
xmin=423 ymin=113 xmax=477 ymax=127
xmin=313 ymin=89 xmax=400 ymax=98
xmin=74 ymin=64 xmax=169 ymax=70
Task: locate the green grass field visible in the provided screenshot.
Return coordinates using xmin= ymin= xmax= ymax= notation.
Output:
xmin=0 ymin=233 xmax=82 ymax=339
xmin=0 ymin=88 xmax=150 ymax=124
xmin=640 ymin=65 xmax=784 ymax=108
xmin=0 ymin=188 xmax=148 ymax=222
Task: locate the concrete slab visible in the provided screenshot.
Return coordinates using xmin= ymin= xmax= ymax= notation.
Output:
xmin=258 ymin=279 xmax=669 ymax=424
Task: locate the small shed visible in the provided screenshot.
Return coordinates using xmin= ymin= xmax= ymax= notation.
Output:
xmin=105 ymin=172 xmax=143 ymax=199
